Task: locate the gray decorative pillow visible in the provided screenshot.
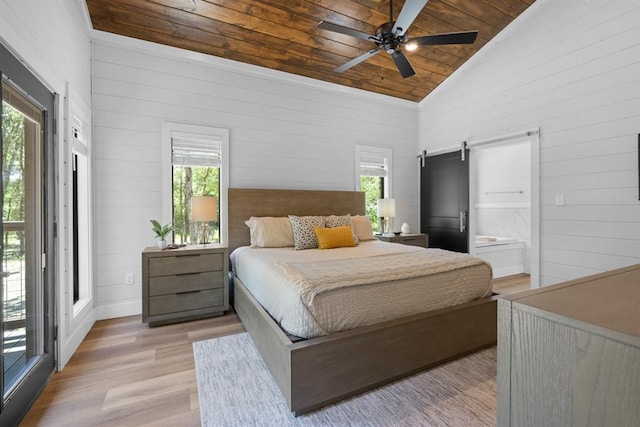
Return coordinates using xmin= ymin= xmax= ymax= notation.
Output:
xmin=325 ymin=214 xmax=359 ymax=245
xmin=288 ymin=215 xmax=326 ymax=250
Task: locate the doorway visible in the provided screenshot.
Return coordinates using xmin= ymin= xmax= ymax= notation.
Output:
xmin=419 ymin=130 xmax=540 ymax=288
xmin=468 ymin=131 xmax=540 ymax=289
xmin=1 ymin=44 xmax=56 ymax=425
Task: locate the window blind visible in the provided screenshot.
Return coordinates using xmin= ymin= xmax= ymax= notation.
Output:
xmin=359 ymin=152 xmax=388 ymax=177
xmin=172 ymin=135 xmax=222 ymax=167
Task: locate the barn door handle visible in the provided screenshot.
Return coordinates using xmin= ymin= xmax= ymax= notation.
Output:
xmin=460 ymin=211 xmax=467 ymax=232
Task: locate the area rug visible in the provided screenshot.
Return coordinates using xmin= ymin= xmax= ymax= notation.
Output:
xmin=194 ymin=333 xmax=496 ymax=426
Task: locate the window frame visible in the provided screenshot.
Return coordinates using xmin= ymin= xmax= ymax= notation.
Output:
xmin=354 ymin=145 xmax=393 ymax=198
xmin=161 ymin=122 xmax=229 ymax=245
xmin=355 ymin=145 xmax=392 ymax=232
xmin=67 ymin=103 xmax=92 ymax=319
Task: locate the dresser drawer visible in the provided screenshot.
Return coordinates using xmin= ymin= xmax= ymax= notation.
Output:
xmin=399 ymin=236 xmax=427 ymax=247
xmin=376 ymin=234 xmax=428 ymax=248
xmin=149 ymin=288 xmax=224 ymax=316
xmin=148 ymin=252 xmax=223 ymax=277
xmin=148 ymin=271 xmax=224 ymax=296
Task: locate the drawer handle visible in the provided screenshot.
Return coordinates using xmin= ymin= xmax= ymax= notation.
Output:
xmin=176 ymin=272 xmax=201 ymax=276
xmin=176 ymin=290 xmax=201 ymax=295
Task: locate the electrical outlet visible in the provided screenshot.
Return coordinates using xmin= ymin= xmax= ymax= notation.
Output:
xmin=125 ymin=272 xmax=134 ymax=285
xmin=555 ymin=193 xmax=565 ymax=206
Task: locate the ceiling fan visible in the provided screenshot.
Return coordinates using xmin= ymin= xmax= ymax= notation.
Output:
xmin=318 ymin=0 xmax=478 ymax=78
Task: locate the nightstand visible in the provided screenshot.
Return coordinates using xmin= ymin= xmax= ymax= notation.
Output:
xmin=142 ymin=244 xmax=229 ymax=326
xmin=376 ymin=233 xmax=429 ymax=248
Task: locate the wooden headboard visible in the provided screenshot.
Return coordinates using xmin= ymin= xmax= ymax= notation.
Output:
xmin=228 ymin=188 xmax=365 ymax=254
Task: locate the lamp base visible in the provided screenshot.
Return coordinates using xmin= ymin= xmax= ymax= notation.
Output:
xmin=198 ymin=223 xmax=210 ymax=245
xmin=382 ymin=217 xmax=393 ymax=236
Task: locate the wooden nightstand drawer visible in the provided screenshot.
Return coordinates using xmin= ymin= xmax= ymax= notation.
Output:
xmin=376 ymin=233 xmax=428 ymax=248
xmin=148 ymin=252 xmax=223 ymax=277
xmin=397 ymin=236 xmax=427 ymax=247
xmin=149 ymin=288 xmax=224 ymax=316
xmin=148 ymin=271 xmax=224 ymax=296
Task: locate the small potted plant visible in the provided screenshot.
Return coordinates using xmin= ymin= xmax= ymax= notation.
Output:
xmin=150 ymin=219 xmax=172 ymax=249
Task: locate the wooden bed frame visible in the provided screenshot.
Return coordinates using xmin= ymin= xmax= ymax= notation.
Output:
xmin=228 ymin=188 xmax=497 ymax=415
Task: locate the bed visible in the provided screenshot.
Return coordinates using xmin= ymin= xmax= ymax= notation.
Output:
xmin=228 ymin=188 xmax=498 ymax=415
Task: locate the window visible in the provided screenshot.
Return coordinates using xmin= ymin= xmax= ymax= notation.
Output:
xmin=69 ymin=108 xmax=91 ymax=312
xmin=355 ymin=145 xmax=392 ymax=232
xmin=162 ymin=123 xmax=229 ymax=245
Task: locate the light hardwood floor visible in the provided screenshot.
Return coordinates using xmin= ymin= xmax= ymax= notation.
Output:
xmin=491 ymin=273 xmax=530 ymax=295
xmin=21 ymin=313 xmax=245 ymax=426
xmin=21 ymin=274 xmax=528 ymax=426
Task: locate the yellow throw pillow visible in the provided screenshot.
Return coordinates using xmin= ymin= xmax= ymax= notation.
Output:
xmin=314 ymin=226 xmax=356 ymax=249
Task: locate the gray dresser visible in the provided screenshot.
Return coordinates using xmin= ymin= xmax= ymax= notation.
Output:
xmin=142 ymin=244 xmax=229 ymax=326
xmin=497 ymin=264 xmax=640 ymax=426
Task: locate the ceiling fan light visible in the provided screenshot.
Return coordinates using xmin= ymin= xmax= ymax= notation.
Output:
xmin=405 ymin=42 xmax=418 ymax=52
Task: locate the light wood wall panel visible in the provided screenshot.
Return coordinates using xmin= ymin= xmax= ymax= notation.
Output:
xmin=419 ymin=0 xmax=640 ymax=286
xmin=91 ymin=37 xmax=420 ymax=317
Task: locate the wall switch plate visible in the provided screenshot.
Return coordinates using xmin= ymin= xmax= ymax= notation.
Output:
xmin=125 ymin=272 xmax=134 ymax=285
xmin=555 ymin=193 xmax=565 ymax=206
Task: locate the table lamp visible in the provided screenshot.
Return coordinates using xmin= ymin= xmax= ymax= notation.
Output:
xmin=191 ymin=196 xmax=217 ymax=244
xmin=377 ymin=198 xmax=395 ymax=236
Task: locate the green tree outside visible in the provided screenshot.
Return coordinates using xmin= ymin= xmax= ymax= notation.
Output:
xmin=2 ymin=103 xmax=26 ymax=261
xmin=172 ymin=165 xmax=220 ymax=244
xmin=360 ymin=175 xmax=382 ymax=233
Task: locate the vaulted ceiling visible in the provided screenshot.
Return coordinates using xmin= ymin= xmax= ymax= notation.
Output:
xmin=86 ymin=0 xmax=534 ymax=102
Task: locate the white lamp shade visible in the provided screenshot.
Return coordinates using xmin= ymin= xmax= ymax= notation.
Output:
xmin=191 ymin=196 xmax=218 ymax=222
xmin=377 ymin=198 xmax=396 ymax=217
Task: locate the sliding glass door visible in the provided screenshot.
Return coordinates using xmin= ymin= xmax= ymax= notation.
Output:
xmin=1 ymin=42 xmax=56 ymax=425
xmin=2 ymin=79 xmax=46 ymax=395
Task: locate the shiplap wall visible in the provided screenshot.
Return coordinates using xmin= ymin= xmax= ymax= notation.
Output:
xmin=0 ymin=0 xmax=91 ymax=99
xmin=419 ymin=0 xmax=640 ymax=285
xmin=92 ymin=34 xmax=419 ymax=317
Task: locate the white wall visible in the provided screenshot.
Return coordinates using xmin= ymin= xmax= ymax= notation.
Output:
xmin=419 ymin=0 xmax=640 ymax=285
xmin=0 ymin=0 xmax=93 ymax=368
xmin=91 ymin=33 xmax=419 ymax=318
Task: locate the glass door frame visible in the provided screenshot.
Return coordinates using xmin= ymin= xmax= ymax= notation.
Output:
xmin=0 ymin=42 xmax=56 ymax=426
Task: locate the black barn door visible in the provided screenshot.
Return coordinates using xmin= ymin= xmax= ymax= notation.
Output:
xmin=420 ymin=149 xmax=469 ymax=253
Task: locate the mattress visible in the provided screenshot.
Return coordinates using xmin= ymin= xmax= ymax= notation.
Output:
xmin=230 ymin=240 xmax=493 ymax=339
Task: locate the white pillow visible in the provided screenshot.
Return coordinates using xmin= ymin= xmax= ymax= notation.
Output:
xmin=351 ymin=215 xmax=376 ymax=241
xmin=244 ymin=217 xmax=294 ymax=248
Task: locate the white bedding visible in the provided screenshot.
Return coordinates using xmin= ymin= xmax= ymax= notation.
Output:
xmin=231 ymin=240 xmax=493 ymax=339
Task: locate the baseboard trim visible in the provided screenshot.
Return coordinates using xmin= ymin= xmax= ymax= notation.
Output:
xmin=95 ymin=300 xmax=141 ymax=321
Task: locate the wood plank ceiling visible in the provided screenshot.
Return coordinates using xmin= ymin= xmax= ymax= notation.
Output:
xmin=86 ymin=0 xmax=534 ymax=102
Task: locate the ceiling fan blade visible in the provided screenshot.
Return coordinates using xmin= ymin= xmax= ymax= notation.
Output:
xmin=335 ymin=49 xmax=381 ymax=73
xmin=318 ymin=21 xmax=376 ymax=42
xmin=412 ymin=31 xmax=478 ymax=46
xmin=393 ymin=0 xmax=429 ymax=37
xmin=390 ymin=50 xmax=416 ymax=78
